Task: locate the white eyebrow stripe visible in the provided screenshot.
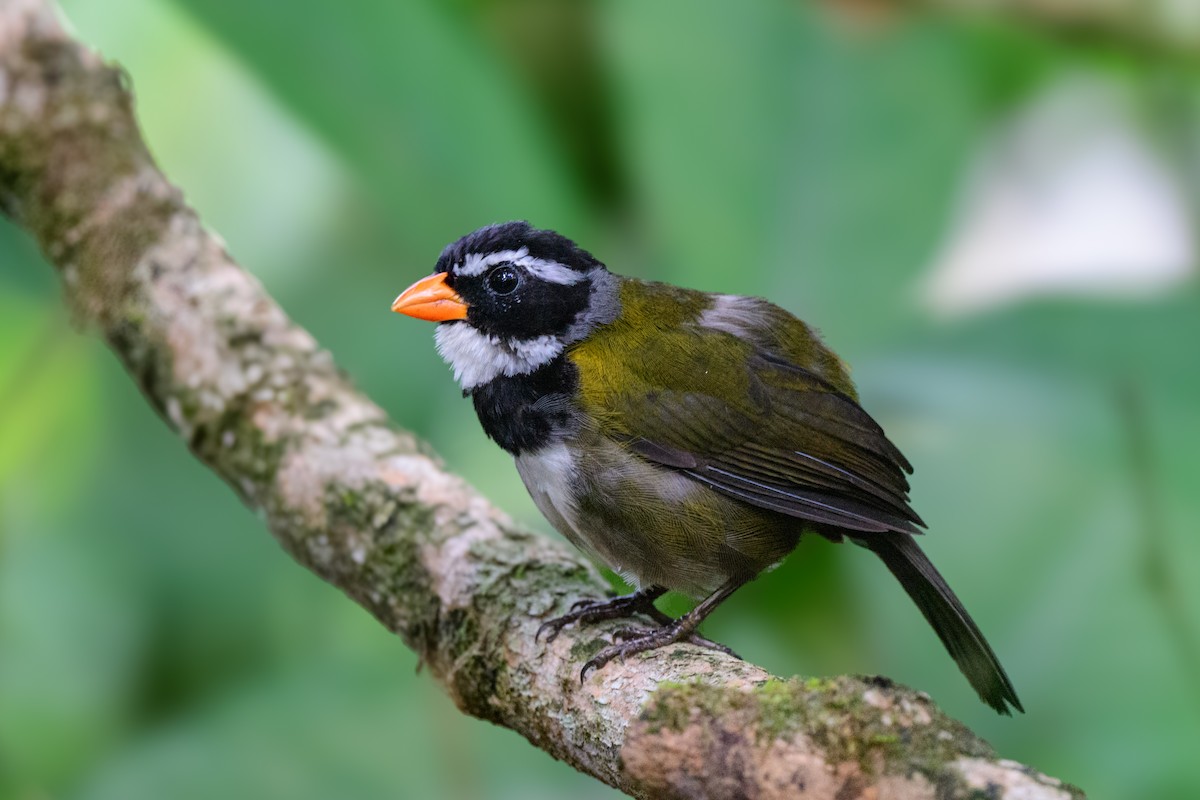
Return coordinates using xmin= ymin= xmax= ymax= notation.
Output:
xmin=522 ymin=259 xmax=586 ymax=285
xmin=459 ymin=249 xmax=526 ymax=277
xmin=458 ymin=247 xmax=585 ymax=285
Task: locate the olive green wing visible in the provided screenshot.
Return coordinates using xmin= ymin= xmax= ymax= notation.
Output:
xmin=626 ymin=356 xmax=921 ymax=534
xmin=570 ymin=288 xmax=922 ymax=535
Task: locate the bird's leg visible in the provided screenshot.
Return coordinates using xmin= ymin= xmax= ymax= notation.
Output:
xmin=581 ymin=576 xmax=748 ymax=681
xmin=536 ymin=585 xmax=668 ymax=643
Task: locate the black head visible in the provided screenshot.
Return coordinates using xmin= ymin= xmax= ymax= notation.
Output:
xmin=393 ymin=222 xmax=620 ymax=390
xmin=435 ymin=221 xmax=603 ymax=278
xmin=434 ymin=221 xmax=615 ymax=343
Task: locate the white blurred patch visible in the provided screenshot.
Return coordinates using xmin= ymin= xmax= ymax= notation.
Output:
xmin=1161 ymin=0 xmax=1200 ymax=43
xmin=924 ymin=75 xmax=1195 ymax=317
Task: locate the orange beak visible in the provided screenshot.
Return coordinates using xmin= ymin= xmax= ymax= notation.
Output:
xmin=391 ymin=272 xmax=469 ymax=322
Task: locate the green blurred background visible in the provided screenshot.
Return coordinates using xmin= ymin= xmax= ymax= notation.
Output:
xmin=2 ymin=0 xmax=1198 ymax=797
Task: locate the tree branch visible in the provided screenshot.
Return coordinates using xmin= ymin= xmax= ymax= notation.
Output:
xmin=922 ymin=0 xmax=1199 ymax=57
xmin=0 ymin=2 xmax=1083 ymax=797
xmin=830 ymin=0 xmax=1199 ymax=64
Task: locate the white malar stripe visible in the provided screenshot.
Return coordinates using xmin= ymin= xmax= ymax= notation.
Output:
xmin=434 ymin=322 xmax=564 ymax=390
xmin=458 ymin=247 xmax=585 ymax=285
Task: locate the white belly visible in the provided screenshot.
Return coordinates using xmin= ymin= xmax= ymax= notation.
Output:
xmin=514 ymin=443 xmax=587 ymax=550
xmin=514 ymin=437 xmax=746 ymax=596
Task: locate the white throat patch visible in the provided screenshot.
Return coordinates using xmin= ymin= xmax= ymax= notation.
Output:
xmin=434 ymin=323 xmax=563 ymax=390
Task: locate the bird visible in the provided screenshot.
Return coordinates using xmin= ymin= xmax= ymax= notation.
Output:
xmin=391 ymin=221 xmax=1022 ymax=714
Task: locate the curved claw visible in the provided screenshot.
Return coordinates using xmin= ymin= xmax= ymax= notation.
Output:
xmin=536 ymin=588 xmax=668 ymax=651
xmin=578 ymin=627 xmax=741 ymax=682
xmin=579 ymin=637 xmax=652 ymax=681
xmin=536 ymin=618 xmax=567 ymax=644
xmin=686 ymin=634 xmax=740 ymax=659
xmin=575 ymin=579 xmax=748 ymax=679
xmin=579 ymin=651 xmax=615 ymax=683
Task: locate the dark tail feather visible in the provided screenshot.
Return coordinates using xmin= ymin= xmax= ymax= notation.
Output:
xmin=864 ymin=534 xmax=1023 ymax=715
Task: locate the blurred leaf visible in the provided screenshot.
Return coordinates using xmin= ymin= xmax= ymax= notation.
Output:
xmin=907 ymin=289 xmax=1200 ymax=397
xmin=81 ymin=376 xmax=309 ymax=720
xmin=603 ymin=2 xmax=1004 ymax=351
xmin=0 ymin=518 xmax=146 ymax=791
xmin=0 ymin=212 xmax=58 ymax=297
xmin=851 ymin=355 xmax=1200 ymax=796
xmin=165 ymin=0 xmax=590 ymax=256
xmin=73 ymin=656 xmax=621 ymax=800
xmin=73 ymin=664 xmax=445 ymax=800
xmin=0 ymin=293 xmax=101 ymax=502
xmin=466 ymin=0 xmax=626 ymax=206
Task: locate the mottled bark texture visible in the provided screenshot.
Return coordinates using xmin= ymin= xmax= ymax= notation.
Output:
xmin=0 ymin=2 xmax=1083 ymax=798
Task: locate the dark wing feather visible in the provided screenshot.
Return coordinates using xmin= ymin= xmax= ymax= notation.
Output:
xmin=611 ymin=353 xmax=923 ymax=535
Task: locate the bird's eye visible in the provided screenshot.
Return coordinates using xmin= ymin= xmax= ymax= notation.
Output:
xmin=486 ymin=265 xmax=520 ymax=295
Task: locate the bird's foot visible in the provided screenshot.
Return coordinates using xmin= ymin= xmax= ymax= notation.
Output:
xmin=580 ymin=623 xmax=740 ymax=681
xmin=612 ymin=625 xmax=739 ymax=658
xmin=536 ymin=588 xmax=667 ymax=644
